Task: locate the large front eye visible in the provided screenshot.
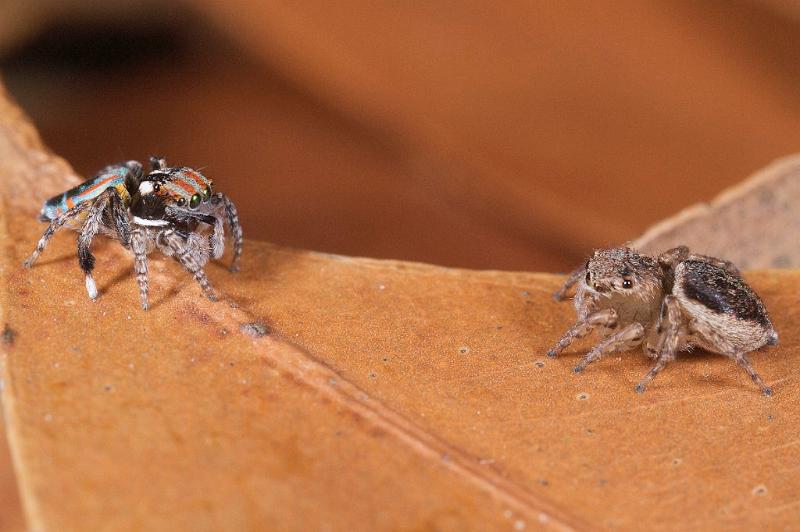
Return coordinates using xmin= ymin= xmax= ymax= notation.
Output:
xmin=622 ymin=278 xmax=633 ymax=289
xmin=189 ymin=194 xmax=201 ymax=209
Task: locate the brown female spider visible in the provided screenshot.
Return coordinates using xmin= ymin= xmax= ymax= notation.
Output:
xmin=547 ymin=246 xmax=778 ymax=395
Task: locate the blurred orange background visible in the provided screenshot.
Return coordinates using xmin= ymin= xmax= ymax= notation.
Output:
xmin=2 ymin=0 xmax=800 ymax=272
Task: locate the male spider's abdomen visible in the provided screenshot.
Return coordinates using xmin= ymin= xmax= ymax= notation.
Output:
xmin=40 ymin=164 xmax=136 ymax=224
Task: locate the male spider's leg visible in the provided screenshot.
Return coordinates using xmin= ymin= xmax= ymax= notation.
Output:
xmin=552 ymin=266 xmax=585 ymax=301
xmin=209 ymin=215 xmax=225 ymax=259
xmin=734 ymin=353 xmax=772 ymax=396
xmin=149 ymin=156 xmax=167 ymax=171
xmin=110 ymin=192 xmax=131 ymax=248
xmin=23 ymin=202 xmax=92 ymax=268
xmin=573 ymin=322 xmax=644 ymax=373
xmin=636 ymin=295 xmax=683 ymax=393
xmin=218 ymin=193 xmax=243 ymax=272
xmin=77 ymin=190 xmax=121 ymax=299
xmin=163 ymin=231 xmax=218 ymax=301
xmin=131 ymin=226 xmax=150 ymax=310
xmin=546 ymin=308 xmax=617 ymax=358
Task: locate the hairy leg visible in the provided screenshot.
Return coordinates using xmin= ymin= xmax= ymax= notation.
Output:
xmin=573 ymin=322 xmax=645 ymax=373
xmin=552 ymin=266 xmax=585 ymax=301
xmin=215 ymin=192 xmax=243 ymax=272
xmin=131 ymin=226 xmax=150 ymax=310
xmin=547 ymin=308 xmax=618 ymax=358
xmin=689 ymin=318 xmax=772 ymax=396
xmin=636 ymin=295 xmax=683 ymax=393
xmin=656 ymin=246 xmax=689 ymax=269
xmin=23 ymin=201 xmax=92 ymax=268
xmin=657 ymin=245 xmax=739 ymax=274
xmin=76 ymin=189 xmax=130 ymax=300
xmin=161 ymin=230 xmax=217 ymax=301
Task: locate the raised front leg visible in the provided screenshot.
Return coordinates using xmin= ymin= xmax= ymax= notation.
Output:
xmin=547 ymin=308 xmax=618 ymax=358
xmin=552 ymin=265 xmax=586 ymax=301
xmin=23 ymin=201 xmax=92 ymax=268
xmin=217 ymin=192 xmax=243 ymax=272
xmin=573 ymin=322 xmax=645 ymax=373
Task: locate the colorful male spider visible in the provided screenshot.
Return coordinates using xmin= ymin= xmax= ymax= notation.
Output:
xmin=24 ymin=157 xmax=243 ymax=310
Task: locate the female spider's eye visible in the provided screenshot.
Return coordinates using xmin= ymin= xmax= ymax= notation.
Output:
xmin=202 ymin=186 xmax=211 ymax=200
xmin=622 ymin=278 xmax=633 ymax=289
xmin=189 ymin=194 xmax=201 ymax=209
xmin=176 ymin=197 xmax=186 ymax=207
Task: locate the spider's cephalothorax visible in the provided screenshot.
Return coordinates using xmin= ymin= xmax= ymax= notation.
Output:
xmin=24 ymin=157 xmax=243 ymax=310
xmin=548 ymin=246 xmax=778 ymax=395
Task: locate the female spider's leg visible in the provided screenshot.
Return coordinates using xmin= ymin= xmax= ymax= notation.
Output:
xmin=657 ymin=246 xmax=689 ymax=269
xmin=636 ymin=295 xmax=682 ymax=392
xmin=131 ymin=226 xmax=150 ymax=310
xmin=734 ymin=353 xmax=772 ymax=396
xmin=553 ymin=266 xmax=585 ymax=301
xmin=164 ymin=231 xmax=218 ymax=301
xmin=219 ymin=193 xmax=243 ymax=272
xmin=546 ymin=308 xmax=617 ymax=358
xmin=635 ymin=354 xmax=674 ymax=393
xmin=573 ymin=322 xmax=644 ymax=373
xmin=23 ymin=202 xmax=92 ymax=268
xmin=688 ymin=317 xmax=772 ymax=395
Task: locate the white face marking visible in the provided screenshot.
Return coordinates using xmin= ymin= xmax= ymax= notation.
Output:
xmin=133 ymin=216 xmax=169 ymax=227
xmin=138 ymin=181 xmax=155 ymax=194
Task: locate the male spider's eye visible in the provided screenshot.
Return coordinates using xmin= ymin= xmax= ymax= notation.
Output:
xmin=202 ymin=186 xmax=211 ymax=200
xmin=189 ymin=194 xmax=201 ymax=209
xmin=622 ymin=278 xmax=633 ymax=289
xmin=176 ymin=198 xmax=186 ymax=207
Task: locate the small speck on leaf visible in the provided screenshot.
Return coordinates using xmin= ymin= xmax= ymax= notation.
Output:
xmin=576 ymin=392 xmax=589 ymax=401
xmin=459 ymin=346 xmax=470 ymax=354
xmin=752 ymin=484 xmax=767 ymax=496
xmin=534 ymin=361 xmax=545 ymax=368
xmin=1 ymin=325 xmax=16 ymax=345
xmin=241 ymin=322 xmax=269 ymax=338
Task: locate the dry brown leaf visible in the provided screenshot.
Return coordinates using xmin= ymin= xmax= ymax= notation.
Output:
xmin=2 ymin=81 xmax=799 ymax=530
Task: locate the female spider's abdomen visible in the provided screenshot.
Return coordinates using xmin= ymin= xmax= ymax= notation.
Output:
xmin=673 ymin=259 xmax=776 ymax=352
xmin=39 ymin=162 xmax=141 ymax=223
